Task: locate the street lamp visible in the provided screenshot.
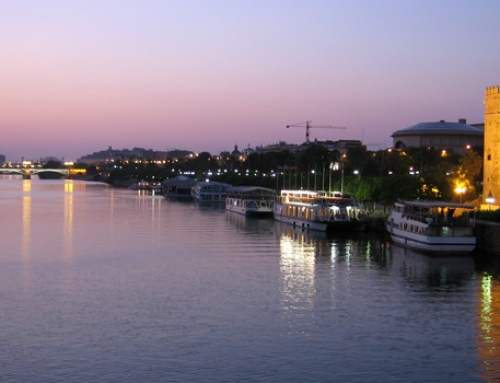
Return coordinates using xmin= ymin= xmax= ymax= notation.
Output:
xmin=486 ymin=191 xmax=495 ymax=211
xmin=341 ymin=154 xmax=346 ymax=195
xmin=455 ymin=186 xmax=466 ymax=204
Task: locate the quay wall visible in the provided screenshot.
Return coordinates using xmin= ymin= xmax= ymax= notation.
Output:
xmin=367 ymin=210 xmax=390 ymax=232
xmin=368 ymin=217 xmax=387 ymax=231
xmin=474 ymin=220 xmax=500 ymax=255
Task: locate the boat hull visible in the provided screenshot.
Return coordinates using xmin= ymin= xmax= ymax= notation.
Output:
xmin=329 ymin=219 xmax=370 ymax=231
xmin=192 ymin=193 xmax=226 ymax=201
xmin=273 ymin=212 xmax=330 ymax=231
xmin=388 ymin=229 xmax=476 ymax=254
xmin=225 ymin=204 xmax=274 ymax=217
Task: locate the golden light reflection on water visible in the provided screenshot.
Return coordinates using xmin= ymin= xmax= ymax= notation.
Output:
xmin=63 ymin=181 xmax=74 ymax=258
xmin=20 ymin=180 xmax=81 ymax=261
xmin=22 ymin=181 xmax=31 ymax=262
xmin=478 ymin=275 xmax=500 ymax=381
xmin=331 ymin=240 xmax=352 ymax=268
xmin=133 ymin=190 xmax=165 ymax=230
xmin=278 ymin=227 xmax=317 ymax=313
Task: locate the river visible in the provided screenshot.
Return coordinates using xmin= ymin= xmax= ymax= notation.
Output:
xmin=0 ymin=176 xmax=499 ymax=382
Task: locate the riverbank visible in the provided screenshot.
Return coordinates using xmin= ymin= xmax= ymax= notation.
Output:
xmin=474 ymin=219 xmax=500 ymax=255
xmin=366 ymin=208 xmax=390 ymax=231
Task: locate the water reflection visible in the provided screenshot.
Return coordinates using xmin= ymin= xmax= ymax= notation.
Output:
xmin=274 ymin=224 xmax=391 ymax=343
xmin=2 ymin=177 xmax=497 ymax=382
xmin=22 ymin=180 xmax=32 ymax=261
xmin=388 ymin=244 xmax=475 ymax=287
xmin=474 ymin=255 xmax=500 ymax=382
xmin=195 ymin=200 xmax=226 ymax=212
xmin=275 ymin=224 xmax=389 ymax=268
xmin=477 ymin=273 xmax=500 ymax=382
xmin=225 ymin=211 xmax=275 ymax=233
xmin=276 ymin=223 xmax=317 ymax=313
xmin=63 ymin=181 xmax=74 ymax=258
xmin=16 ymin=180 xmax=112 ymax=263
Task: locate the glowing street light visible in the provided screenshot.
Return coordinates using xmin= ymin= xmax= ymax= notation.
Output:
xmin=486 ymin=191 xmax=495 ymax=211
xmin=455 ymin=186 xmax=466 ymax=203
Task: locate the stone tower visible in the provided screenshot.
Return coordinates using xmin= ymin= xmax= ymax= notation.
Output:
xmin=484 ymin=85 xmax=500 ymax=205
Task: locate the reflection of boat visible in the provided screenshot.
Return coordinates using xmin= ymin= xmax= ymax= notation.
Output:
xmin=129 ymin=180 xmax=162 ymax=194
xmin=225 ymin=210 xmax=275 ymax=232
xmin=389 ymin=243 xmax=475 ymax=285
xmin=386 ymin=200 xmax=476 ymax=254
xmin=274 ymin=221 xmax=329 ymax=242
xmin=129 ymin=180 xmax=150 ymax=190
xmin=273 ymin=189 xmax=370 ymax=232
xmin=191 ymin=181 xmax=232 ymax=201
xmin=275 ymin=221 xmax=390 ymax=269
xmin=225 ymin=186 xmax=275 ymax=216
xmin=195 ymin=200 xmax=226 ymax=211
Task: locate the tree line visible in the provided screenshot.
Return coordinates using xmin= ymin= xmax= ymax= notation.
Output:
xmin=50 ymin=144 xmax=484 ymax=207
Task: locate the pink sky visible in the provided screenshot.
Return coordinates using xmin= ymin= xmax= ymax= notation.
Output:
xmin=1 ymin=0 xmax=499 ymax=162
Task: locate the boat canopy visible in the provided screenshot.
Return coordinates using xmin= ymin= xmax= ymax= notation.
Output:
xmin=227 ymin=186 xmax=276 ymax=198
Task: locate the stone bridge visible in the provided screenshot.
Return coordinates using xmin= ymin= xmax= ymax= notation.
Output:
xmin=0 ymin=168 xmax=69 ymax=179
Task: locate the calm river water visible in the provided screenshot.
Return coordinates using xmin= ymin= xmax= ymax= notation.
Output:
xmin=1 ymin=176 xmax=500 ymax=382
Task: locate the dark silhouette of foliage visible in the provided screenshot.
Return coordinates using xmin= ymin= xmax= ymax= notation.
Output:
xmin=98 ymin=142 xmax=487 ymax=211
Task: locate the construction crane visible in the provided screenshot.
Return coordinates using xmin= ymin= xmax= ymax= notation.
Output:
xmin=286 ymin=121 xmax=347 ymax=144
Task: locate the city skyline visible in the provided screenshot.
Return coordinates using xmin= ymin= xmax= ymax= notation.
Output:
xmin=2 ymin=0 xmax=499 ymax=162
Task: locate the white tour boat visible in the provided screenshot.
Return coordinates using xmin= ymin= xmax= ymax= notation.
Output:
xmin=225 ymin=186 xmax=276 ymax=216
xmin=191 ymin=181 xmax=232 ymax=201
xmin=386 ymin=200 xmax=476 ymax=254
xmin=273 ymin=190 xmax=370 ymax=232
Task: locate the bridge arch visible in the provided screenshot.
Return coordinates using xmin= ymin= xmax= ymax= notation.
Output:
xmin=0 ymin=168 xmax=69 ymax=179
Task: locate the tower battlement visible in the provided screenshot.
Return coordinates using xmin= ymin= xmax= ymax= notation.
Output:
xmin=485 ymin=85 xmax=500 ymax=115
xmin=486 ymin=85 xmax=500 ymax=95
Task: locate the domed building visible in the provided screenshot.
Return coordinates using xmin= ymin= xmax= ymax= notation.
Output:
xmin=392 ymin=119 xmax=483 ymax=154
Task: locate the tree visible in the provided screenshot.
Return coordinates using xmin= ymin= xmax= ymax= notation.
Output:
xmin=345 ymin=147 xmax=370 ymax=174
xmin=456 ymin=149 xmax=483 ymax=198
xmin=39 ymin=160 xmax=64 ymax=179
xmin=376 ymin=175 xmax=423 ymax=206
xmin=298 ymin=144 xmax=331 ymax=170
xmin=42 ymin=160 xmax=62 ymax=169
xmin=188 ymin=151 xmax=213 ymax=177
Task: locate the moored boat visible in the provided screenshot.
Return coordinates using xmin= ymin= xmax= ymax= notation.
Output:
xmin=225 ymin=186 xmax=276 ymax=216
xmin=273 ymin=189 xmax=370 ymax=232
xmin=129 ymin=180 xmax=162 ymax=193
xmin=162 ymin=175 xmax=196 ymax=199
xmin=386 ymin=200 xmax=476 ymax=254
xmin=191 ymin=181 xmax=232 ymax=201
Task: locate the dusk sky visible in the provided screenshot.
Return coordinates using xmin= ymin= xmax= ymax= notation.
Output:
xmin=2 ymin=0 xmax=499 ymax=162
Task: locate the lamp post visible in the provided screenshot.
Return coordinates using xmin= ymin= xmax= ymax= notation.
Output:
xmin=455 ymin=186 xmax=466 ymax=204
xmin=340 ymin=154 xmax=346 ymax=195
xmin=329 ymin=162 xmax=335 ymax=193
xmin=486 ymin=191 xmax=495 ymax=211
